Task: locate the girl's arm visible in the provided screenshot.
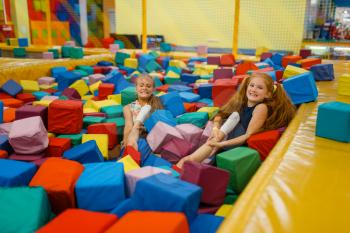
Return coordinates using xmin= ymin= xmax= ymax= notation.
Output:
xmin=123 ymin=105 xmax=133 ymax=147
xmin=212 ymin=104 xmax=268 ymax=148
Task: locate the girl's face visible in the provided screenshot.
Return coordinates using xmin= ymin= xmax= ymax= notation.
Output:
xmin=246 ymin=77 xmax=271 ymax=106
xmin=136 ymin=77 xmax=154 ymax=100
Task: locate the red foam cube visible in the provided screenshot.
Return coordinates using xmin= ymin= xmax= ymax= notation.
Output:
xmin=212 ymin=79 xmax=238 ymax=107
xmin=47 ymin=137 xmax=71 ymax=157
xmin=87 ymin=123 xmax=117 ymax=149
xmin=98 ymin=83 xmax=115 ymax=99
xmin=122 ymin=145 xmax=141 ymax=165
xmin=281 ymin=55 xmax=302 ymax=67
xmin=220 ymin=54 xmax=235 ymax=66
xmin=15 ymin=93 xmax=36 ymax=103
xmin=247 ymin=130 xmax=281 ymax=160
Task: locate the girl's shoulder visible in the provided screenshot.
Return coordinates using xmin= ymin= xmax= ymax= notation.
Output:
xmin=252 ymin=103 xmax=268 ymax=114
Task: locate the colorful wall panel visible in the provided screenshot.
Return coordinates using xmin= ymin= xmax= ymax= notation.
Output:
xmin=30 ymin=21 xmax=70 ymax=45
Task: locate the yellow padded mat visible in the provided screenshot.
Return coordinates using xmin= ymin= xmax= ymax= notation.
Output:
xmin=219 ymin=60 xmax=350 ymax=232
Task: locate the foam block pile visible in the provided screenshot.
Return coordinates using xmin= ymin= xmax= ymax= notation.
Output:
xmin=0 ymin=48 xmax=333 ymax=232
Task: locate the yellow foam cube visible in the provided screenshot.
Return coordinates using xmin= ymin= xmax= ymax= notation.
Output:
xmin=83 ymin=100 xmax=98 ymax=112
xmin=282 ymin=65 xmax=308 ymax=79
xmin=9 ymin=38 xmax=18 ymax=46
xmin=39 ymin=84 xmax=54 ymax=90
xmin=82 ymin=134 xmax=109 ymax=159
xmin=92 ymin=100 xmax=119 ymax=111
xmin=215 ymin=204 xmax=233 ymax=218
xmin=193 ymin=67 xmax=210 ymax=76
xmin=89 ymin=81 xmax=102 ymax=94
xmin=69 ymin=79 xmax=89 ymax=97
xmin=195 ymin=79 xmax=209 ymax=84
xmin=338 ymin=74 xmax=350 ymax=96
xmin=156 ymin=91 xmax=166 ymax=96
xmin=203 ymin=65 xmax=218 ymax=73
xmin=169 ymin=59 xmax=187 ymax=69
xmin=81 ymin=95 xmax=94 ymax=101
xmin=47 ymin=132 xmax=56 ymax=138
xmin=166 ymin=70 xmax=180 ymax=78
xmin=107 ymin=94 xmax=122 ymax=104
xmin=32 ymin=100 xmax=53 ymax=107
xmin=83 ymin=108 xmax=98 ymax=114
xmin=124 ymin=58 xmax=138 ymax=69
xmin=255 ymin=46 xmax=269 ymax=56
xmin=117 ymin=155 xmax=140 ymax=173
xmin=198 ymin=107 xmax=219 ymax=120
xmin=20 ymin=80 xmax=40 ymax=93
xmin=130 ymin=70 xmax=141 ymax=77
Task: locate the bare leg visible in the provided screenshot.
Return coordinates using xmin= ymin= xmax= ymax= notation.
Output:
xmin=126 ymin=124 xmax=141 ymax=150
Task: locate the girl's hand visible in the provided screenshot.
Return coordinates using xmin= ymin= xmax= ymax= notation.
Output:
xmin=208 ymin=140 xmax=224 ymax=149
xmin=208 ymin=127 xmax=220 ymax=141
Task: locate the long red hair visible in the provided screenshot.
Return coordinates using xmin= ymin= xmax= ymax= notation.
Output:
xmin=219 ymin=73 xmax=296 ymax=130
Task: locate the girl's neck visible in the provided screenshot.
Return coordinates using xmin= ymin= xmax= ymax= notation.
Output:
xmin=138 ymin=98 xmax=149 ymax=106
xmin=247 ymin=100 xmax=261 ymax=107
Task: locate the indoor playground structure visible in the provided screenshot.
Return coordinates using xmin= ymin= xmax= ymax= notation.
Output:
xmin=0 ymin=0 xmax=349 ymax=233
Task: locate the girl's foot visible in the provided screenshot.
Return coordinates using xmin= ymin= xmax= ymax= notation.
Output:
xmin=176 ymin=156 xmax=193 ymax=169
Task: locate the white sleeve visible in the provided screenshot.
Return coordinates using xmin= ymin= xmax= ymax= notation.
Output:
xmin=220 ymin=112 xmax=240 ymax=135
xmin=135 ymin=105 xmax=152 ymax=123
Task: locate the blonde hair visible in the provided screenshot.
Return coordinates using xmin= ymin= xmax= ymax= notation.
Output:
xmin=219 ymin=73 xmax=296 ymax=130
xmin=136 ymin=74 xmax=163 ymax=112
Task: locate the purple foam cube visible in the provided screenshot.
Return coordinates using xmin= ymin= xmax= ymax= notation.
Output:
xmin=125 ymin=166 xmax=172 ymax=196
xmin=0 ymin=122 xmax=13 ymax=135
xmin=175 ymin=124 xmax=203 ymax=149
xmin=213 ymin=68 xmax=234 ymax=80
xmin=89 ymin=74 xmax=105 ymax=85
xmin=9 ymin=116 xmax=48 ymax=155
xmin=207 ymin=56 xmax=221 ymax=65
xmin=62 ymin=88 xmax=81 ymax=100
xmin=15 ymin=105 xmax=48 ymax=126
xmin=146 ymin=121 xmax=183 ymax=153
xmin=9 ymin=152 xmax=46 ymax=162
xmin=38 ymin=77 xmax=55 ymax=85
xmin=181 ymin=161 xmax=230 ymax=206
xmin=41 ymin=96 xmax=59 ymax=101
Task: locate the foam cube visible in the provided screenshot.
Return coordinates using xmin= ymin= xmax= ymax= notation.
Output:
xmin=130 ymin=173 xmax=202 ymax=221
xmin=197 ymin=45 xmax=208 ymax=56
xmin=63 ymin=140 xmax=104 ymax=163
xmin=101 ymin=105 xmax=123 ymax=118
xmin=105 ymin=211 xmax=189 ymax=233
xmin=160 ymin=42 xmax=172 ymax=52
xmin=282 ymin=72 xmax=318 ymax=105
xmin=316 ymin=101 xmax=350 ymax=142
xmin=216 ymin=147 xmax=261 ymax=193
xmin=32 ymin=91 xmax=50 ymax=100
xmin=181 ymin=161 xmax=229 ymax=206
xmin=179 ymin=92 xmax=200 ymax=103
xmin=69 ymin=79 xmax=89 ymax=97
xmin=83 ymin=116 xmax=105 ymax=128
xmin=213 ymin=68 xmax=234 ymax=80
xmin=57 ymin=71 xmax=82 ymax=91
xmin=161 ymin=138 xmax=194 ymax=163
xmin=0 ymin=134 xmax=13 ymax=153
xmin=142 ymin=153 xmax=172 ymax=168
xmin=47 ymin=137 xmax=71 ymax=157
xmin=38 ymin=77 xmax=55 ymax=86
xmin=1 ymin=79 xmax=23 ymax=96
xmin=89 ymin=73 xmax=105 ymax=84
xmin=9 ymin=116 xmax=48 ymax=154
xmin=15 ymin=104 xmax=48 ymax=126
xmin=310 ymin=64 xmax=334 ymax=81
xmin=144 ymin=110 xmax=177 ymax=132
xmin=121 ymin=86 xmax=137 ymax=106
xmin=87 ymin=123 xmax=117 ymax=149
xmin=29 ymin=158 xmax=84 ymax=214
xmin=282 ymin=65 xmax=308 ymax=79
xmin=18 ymin=37 xmax=28 ymax=47
xmin=98 ymin=83 xmax=115 ymax=99
xmin=75 ymin=162 xmax=125 ymax=211
xmin=125 ymin=166 xmax=172 ymax=195
xmin=76 ymin=65 xmax=94 ymax=75
xmin=115 ymin=52 xmax=130 ymax=65
xmin=16 ymin=93 xmax=36 ymax=103
xmin=13 ymin=47 xmax=26 ymax=58
xmin=0 ymin=187 xmax=51 ymax=233
xmin=212 ymin=79 xmax=238 ymax=107
xmin=215 ymin=204 xmax=233 ymax=217
xmin=299 ymin=49 xmax=312 ymax=58
xmin=0 ymin=159 xmax=37 ymax=187
xmin=281 ymin=55 xmax=302 ymax=67
xmin=176 ymin=112 xmax=209 ymax=128
xmin=118 ymin=155 xmax=140 ymax=173
xmin=69 ymin=47 xmax=84 ymax=59
xmin=207 ymin=56 xmax=220 ymax=65
xmin=181 ymin=73 xmax=200 ymax=84
xmin=176 ymin=123 xmax=203 ymax=146
xmin=122 ymin=145 xmax=141 ymax=165
xmin=48 ymin=100 xmax=83 ymax=134
xmin=247 ymin=130 xmax=281 ymax=160
xmin=271 ymin=53 xmax=283 ymax=66
xmin=146 ymin=121 xmax=183 ymax=153
xmin=298 ymin=57 xmax=322 ymax=69
xmin=51 ymin=66 xmax=68 ymax=78
xmin=104 ymin=117 xmax=125 ymax=138
xmin=43 ymin=52 xmax=54 ymax=59
xmin=197 ymin=106 xmax=219 ymax=120
xmin=168 ymin=84 xmax=192 ymax=93
xmin=338 ymin=74 xmax=350 ymax=96
xmin=82 ymin=134 xmax=108 ymax=159
xmin=160 ymin=92 xmax=186 ymax=117
xmin=37 ymin=209 xmax=117 ymax=233
xmin=190 ymin=214 xmax=224 ymax=233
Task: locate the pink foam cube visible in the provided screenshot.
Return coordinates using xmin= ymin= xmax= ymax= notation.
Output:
xmin=9 ymin=116 xmax=48 ymax=154
xmin=109 ymin=44 xmax=120 ymax=53
xmin=125 ymin=166 xmax=172 ymax=195
xmin=65 ymin=41 xmax=76 ymax=46
xmin=43 ymin=52 xmax=54 ymax=59
xmin=175 ymin=124 xmax=203 ymax=149
xmin=161 ymin=138 xmax=194 ymax=164
xmin=146 ymin=121 xmax=183 ymax=153
xmin=41 ymin=96 xmax=59 ymax=101
xmin=38 ymin=77 xmax=55 ymax=85
xmin=0 ymin=122 xmax=13 ymax=135
xmin=89 ymin=74 xmax=105 ymax=84
xmin=199 ymin=121 xmax=213 ymax=145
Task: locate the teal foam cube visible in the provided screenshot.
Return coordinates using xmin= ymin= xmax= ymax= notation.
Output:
xmin=316 ymin=101 xmax=350 ymax=142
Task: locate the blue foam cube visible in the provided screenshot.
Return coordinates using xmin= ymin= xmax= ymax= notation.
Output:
xmin=198 ymin=84 xmax=213 ymax=99
xmin=142 ymin=154 xmax=172 ymax=167
xmin=1 ymin=79 xmax=23 ymax=96
xmin=97 ymin=61 xmax=113 ymax=66
xmin=181 ymin=74 xmax=200 ymax=84
xmin=63 ymin=140 xmax=104 ymax=163
xmin=199 ymin=98 xmax=213 ymax=107
xmin=271 ymin=53 xmax=284 ymax=66
xmin=0 ymin=159 xmax=37 ymax=187
xmin=316 ymin=101 xmax=350 ymax=142
xmin=159 ymin=92 xmax=186 ymax=117
xmin=18 ymin=38 xmax=29 ymax=47
xmin=32 ymin=91 xmax=50 ymax=100
xmin=103 ymin=71 xmax=132 ymax=94
xmin=179 ymin=92 xmax=201 ymax=103
xmin=51 ymin=66 xmax=68 ymax=78
xmin=133 ymin=173 xmax=202 ymax=221
xmin=137 ymin=138 xmax=152 ymax=165
xmin=282 ymin=72 xmax=318 ymax=105
xmin=144 ymin=110 xmax=177 ymax=132
xmin=310 ymin=64 xmax=334 ymax=81
xmin=0 ymin=101 xmax=3 ymax=123
xmin=190 ymin=214 xmax=224 ymax=233
xmin=57 ymin=71 xmax=81 ymax=91
xmin=139 ymin=54 xmax=154 ymax=70
xmin=75 ymin=162 xmax=125 ymax=212
xmin=168 ymin=84 xmax=192 ymax=93
xmin=160 ymin=43 xmax=172 ymax=52
xmin=0 ymin=135 xmax=13 ymax=154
